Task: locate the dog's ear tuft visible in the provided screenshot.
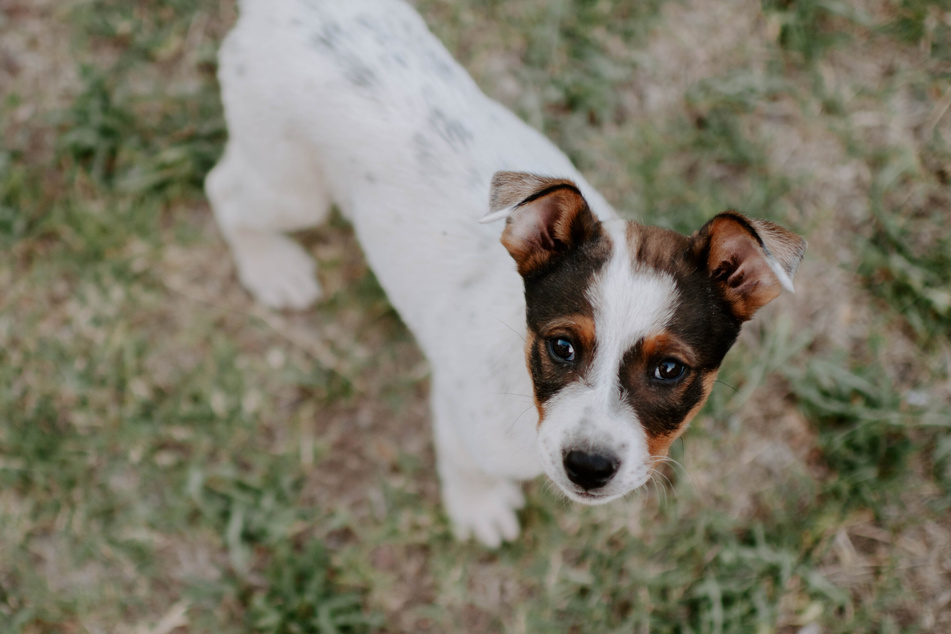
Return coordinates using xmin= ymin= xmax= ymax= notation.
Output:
xmin=694 ymin=211 xmax=806 ymax=321
xmin=485 ymin=171 xmax=601 ymax=277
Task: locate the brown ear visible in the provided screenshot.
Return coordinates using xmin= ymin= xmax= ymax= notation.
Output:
xmin=484 ymin=171 xmax=600 ymax=277
xmin=694 ymin=211 xmax=806 ymax=321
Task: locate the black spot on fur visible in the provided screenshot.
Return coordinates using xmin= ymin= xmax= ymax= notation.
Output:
xmin=428 ymin=108 xmax=472 ymax=150
xmin=310 ymin=22 xmax=378 ymax=88
xmin=312 ymin=22 xmax=344 ymax=51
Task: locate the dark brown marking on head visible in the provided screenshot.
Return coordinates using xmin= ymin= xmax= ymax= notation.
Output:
xmin=618 ymin=334 xmax=711 ymax=438
xmin=645 ymin=371 xmax=718 ymax=458
xmin=526 ymin=314 xmax=598 ymax=410
xmin=617 ymin=213 xmax=803 ymax=446
xmin=491 ymin=172 xmax=613 ymax=414
xmin=524 ymin=330 xmax=546 ymax=422
xmin=627 ymin=222 xmax=740 ymax=363
xmin=624 ymin=221 xmax=744 ymax=400
xmin=522 ymin=228 xmax=611 ymax=409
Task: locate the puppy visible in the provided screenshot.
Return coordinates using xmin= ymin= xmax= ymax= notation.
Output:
xmin=206 ymin=0 xmax=806 ymax=547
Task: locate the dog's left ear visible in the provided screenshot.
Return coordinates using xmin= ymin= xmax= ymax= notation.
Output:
xmin=693 ymin=211 xmax=806 ymax=321
xmin=482 ymin=171 xmax=600 ymax=276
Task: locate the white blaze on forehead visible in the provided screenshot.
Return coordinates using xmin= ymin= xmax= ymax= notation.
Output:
xmin=586 ymin=225 xmax=678 ymax=397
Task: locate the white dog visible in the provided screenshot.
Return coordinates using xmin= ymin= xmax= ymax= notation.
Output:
xmin=206 ymin=0 xmax=805 ymax=547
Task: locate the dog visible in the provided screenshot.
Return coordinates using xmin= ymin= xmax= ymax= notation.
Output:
xmin=205 ymin=0 xmax=806 ymax=547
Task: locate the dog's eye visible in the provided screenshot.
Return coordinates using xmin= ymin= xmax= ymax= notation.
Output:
xmin=547 ymin=337 xmax=576 ymax=363
xmin=653 ymin=359 xmax=686 ymax=382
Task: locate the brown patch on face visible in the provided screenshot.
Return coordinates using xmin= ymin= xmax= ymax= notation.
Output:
xmin=639 ymin=332 xmax=698 ymax=370
xmin=627 ymin=222 xmax=694 ymax=276
xmin=626 ymin=220 xmax=745 ymax=371
xmin=528 ymin=313 xmax=599 ymax=422
xmin=645 ymin=370 xmax=718 ymax=458
xmin=619 ymin=330 xmax=711 ymax=438
xmin=489 ymin=172 xmax=614 ymax=422
xmin=515 ymin=208 xmax=611 ymax=414
xmin=617 ymin=221 xmax=744 ymax=448
xmin=523 ymin=330 xmax=545 ymax=422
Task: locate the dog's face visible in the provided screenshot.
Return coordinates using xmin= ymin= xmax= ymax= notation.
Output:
xmin=486 ymin=172 xmax=806 ymax=504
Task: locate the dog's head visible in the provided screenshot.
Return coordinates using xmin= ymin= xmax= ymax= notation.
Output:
xmin=485 ymin=171 xmax=806 ymax=504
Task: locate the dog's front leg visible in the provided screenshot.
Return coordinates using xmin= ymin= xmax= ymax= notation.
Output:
xmin=431 ymin=380 xmax=525 ymax=548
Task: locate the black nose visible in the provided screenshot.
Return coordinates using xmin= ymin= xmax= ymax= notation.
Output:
xmin=563 ymin=450 xmax=619 ymax=491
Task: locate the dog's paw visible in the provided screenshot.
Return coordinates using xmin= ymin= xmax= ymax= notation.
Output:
xmin=231 ymin=232 xmax=321 ymax=310
xmin=444 ymin=477 xmax=525 ymax=548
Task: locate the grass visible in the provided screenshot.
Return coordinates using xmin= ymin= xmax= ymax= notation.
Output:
xmin=1 ymin=0 xmax=950 ymax=632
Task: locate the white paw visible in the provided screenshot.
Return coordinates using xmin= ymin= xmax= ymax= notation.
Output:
xmin=230 ymin=231 xmax=321 ymax=310
xmin=443 ymin=477 xmax=525 ymax=548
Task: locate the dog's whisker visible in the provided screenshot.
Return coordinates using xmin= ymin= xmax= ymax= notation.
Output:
xmin=714 ymin=378 xmax=740 ymax=394
xmin=652 ymin=472 xmax=673 ymax=508
xmin=507 ymin=405 xmax=535 ymax=432
xmin=656 ymin=470 xmax=678 ymax=503
xmin=496 ymin=392 xmax=534 ymax=400
xmin=496 ymin=318 xmax=526 ymax=343
xmin=646 ymin=473 xmax=663 ymax=507
xmin=647 ymin=456 xmax=681 ymax=502
xmin=651 ymin=455 xmax=694 ymax=492
xmin=542 ymin=478 xmax=570 ymax=507
xmin=656 ymin=473 xmax=670 ymax=507
xmin=629 ymin=480 xmax=644 ymax=502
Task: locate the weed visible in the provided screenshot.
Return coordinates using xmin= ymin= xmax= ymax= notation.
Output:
xmin=761 ymin=0 xmax=872 ymax=65
xmin=791 ymin=357 xmax=916 ymax=508
xmin=54 ymin=63 xmax=224 ymax=197
xmin=860 ymin=192 xmax=951 ymax=344
xmin=886 ymin=0 xmax=951 ymax=62
xmin=244 ymin=540 xmax=379 ymax=634
xmin=55 ymin=66 xmax=135 ymax=185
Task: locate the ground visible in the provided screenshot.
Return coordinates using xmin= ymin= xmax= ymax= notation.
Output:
xmin=1 ymin=0 xmax=950 ymax=632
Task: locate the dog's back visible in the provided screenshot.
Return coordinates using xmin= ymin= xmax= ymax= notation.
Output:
xmin=214 ymin=0 xmax=614 ymax=344
xmin=221 ymin=0 xmax=612 ymax=218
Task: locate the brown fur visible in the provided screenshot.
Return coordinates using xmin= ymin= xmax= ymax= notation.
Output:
xmin=639 ymin=332 xmax=699 ymax=369
xmin=495 ymin=175 xmax=602 ymax=277
xmin=646 ymin=371 xmax=718 ymax=458
xmin=694 ymin=212 xmax=806 ymax=321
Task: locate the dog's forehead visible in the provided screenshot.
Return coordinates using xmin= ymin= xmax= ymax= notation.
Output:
xmin=524 ymin=220 xmax=693 ymax=335
xmin=586 ymin=222 xmax=681 ymax=348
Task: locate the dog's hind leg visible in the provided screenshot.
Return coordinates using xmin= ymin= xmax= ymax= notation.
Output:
xmin=431 ymin=381 xmax=526 ymax=548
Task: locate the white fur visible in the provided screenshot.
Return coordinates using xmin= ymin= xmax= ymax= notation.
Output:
xmin=208 ymin=0 xmax=669 ymax=547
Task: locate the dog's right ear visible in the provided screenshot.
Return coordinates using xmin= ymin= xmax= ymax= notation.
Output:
xmin=482 ymin=171 xmax=601 ymax=276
